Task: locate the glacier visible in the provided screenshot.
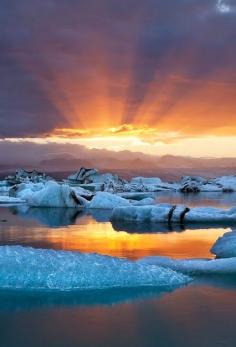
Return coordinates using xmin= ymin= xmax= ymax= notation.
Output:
xmin=0 ymin=246 xmax=190 ymax=291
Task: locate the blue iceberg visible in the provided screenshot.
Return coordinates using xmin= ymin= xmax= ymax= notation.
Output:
xmin=0 ymin=246 xmax=190 ymax=291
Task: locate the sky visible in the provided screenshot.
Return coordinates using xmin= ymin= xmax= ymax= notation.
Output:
xmin=1 ymin=0 xmax=236 ymax=158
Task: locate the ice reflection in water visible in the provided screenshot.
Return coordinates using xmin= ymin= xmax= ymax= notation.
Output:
xmin=0 ymin=206 xmax=232 ymax=260
xmin=0 ymin=193 xmax=236 ymax=347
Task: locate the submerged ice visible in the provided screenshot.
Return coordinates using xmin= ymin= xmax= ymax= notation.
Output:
xmin=0 ymin=246 xmax=190 ymax=291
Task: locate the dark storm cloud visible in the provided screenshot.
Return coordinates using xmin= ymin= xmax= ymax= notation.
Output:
xmin=0 ymin=0 xmax=235 ymax=136
xmin=121 ymin=0 xmax=236 ymax=122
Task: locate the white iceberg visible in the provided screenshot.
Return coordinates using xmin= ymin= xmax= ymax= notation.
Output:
xmin=185 ymin=206 xmax=236 ymax=224
xmin=89 ymin=192 xmax=130 ymax=209
xmin=21 ymin=181 xmax=89 ymax=208
xmin=0 ymin=246 xmax=190 ymax=291
xmin=111 ymin=204 xmax=236 ymax=225
xmin=211 ymin=230 xmax=236 ymax=258
xmin=111 ymin=204 xmax=188 ymax=224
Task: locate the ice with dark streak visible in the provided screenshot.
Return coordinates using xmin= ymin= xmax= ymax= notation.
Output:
xmin=111 ymin=204 xmax=236 ymax=225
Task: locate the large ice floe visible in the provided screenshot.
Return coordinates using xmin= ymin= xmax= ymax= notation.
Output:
xmin=211 ymin=230 xmax=236 ymax=258
xmin=6 ymin=181 xmax=154 ymax=209
xmin=0 ymin=246 xmax=190 ymax=291
xmin=18 ymin=181 xmax=89 ymax=208
xmin=111 ymin=204 xmax=236 ymax=225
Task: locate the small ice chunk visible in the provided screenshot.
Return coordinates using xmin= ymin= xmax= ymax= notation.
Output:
xmin=211 ymin=230 xmax=236 ymax=258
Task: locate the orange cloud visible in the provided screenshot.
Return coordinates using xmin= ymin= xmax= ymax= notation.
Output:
xmin=1 ymin=0 xmax=236 ymax=157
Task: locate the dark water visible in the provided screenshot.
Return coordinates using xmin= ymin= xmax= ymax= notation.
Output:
xmin=0 ymin=192 xmax=236 ymax=347
xmin=1 ymin=282 xmax=236 ymax=347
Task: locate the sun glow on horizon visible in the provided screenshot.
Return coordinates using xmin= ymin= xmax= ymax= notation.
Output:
xmin=11 ymin=18 xmax=236 ymax=156
xmin=1 ymin=0 xmax=236 ymax=161
xmin=2 ymin=131 xmax=236 ymax=158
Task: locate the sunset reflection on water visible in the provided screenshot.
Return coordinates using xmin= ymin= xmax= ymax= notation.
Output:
xmin=0 ymin=208 xmax=230 ymax=259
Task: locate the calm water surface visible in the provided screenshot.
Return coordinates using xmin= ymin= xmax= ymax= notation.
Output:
xmin=0 ymin=192 xmax=236 ymax=347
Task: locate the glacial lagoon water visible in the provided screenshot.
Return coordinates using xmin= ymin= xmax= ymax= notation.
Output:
xmin=1 ymin=192 xmax=236 ymax=347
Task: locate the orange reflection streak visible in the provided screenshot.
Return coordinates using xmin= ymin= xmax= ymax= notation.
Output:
xmin=40 ymin=223 xmax=229 ymax=259
xmin=0 ymin=213 xmax=230 ymax=260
